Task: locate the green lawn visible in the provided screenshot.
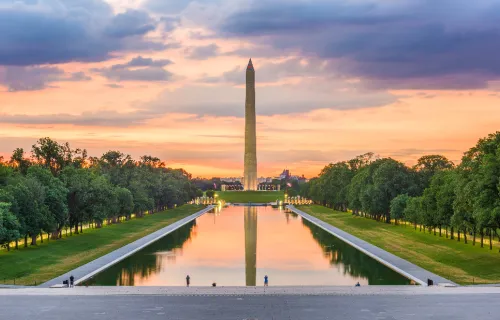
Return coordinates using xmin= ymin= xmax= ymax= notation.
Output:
xmin=299 ymin=205 xmax=500 ymax=285
xmin=216 ymin=191 xmax=284 ymax=203
xmin=0 ymin=205 xmax=204 ymax=286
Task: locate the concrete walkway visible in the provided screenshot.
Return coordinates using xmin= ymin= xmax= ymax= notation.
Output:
xmin=287 ymin=205 xmax=456 ymax=286
xmin=1 ymin=286 xmax=499 ymax=296
xmin=2 ymin=290 xmax=500 ymax=320
xmin=41 ymin=205 xmax=214 ymax=288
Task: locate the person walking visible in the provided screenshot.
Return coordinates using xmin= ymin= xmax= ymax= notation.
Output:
xmin=264 ymin=275 xmax=268 ymax=287
xmin=69 ymin=275 xmax=74 ymax=288
xmin=186 ymin=275 xmax=190 ymax=287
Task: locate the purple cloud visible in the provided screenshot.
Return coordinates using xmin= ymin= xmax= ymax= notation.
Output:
xmin=218 ymin=0 xmax=500 ymax=89
xmin=0 ymin=0 xmax=166 ymax=66
xmin=92 ymin=56 xmax=174 ymax=82
xmin=185 ymin=44 xmax=220 ymax=60
xmin=0 ymin=66 xmax=91 ymax=92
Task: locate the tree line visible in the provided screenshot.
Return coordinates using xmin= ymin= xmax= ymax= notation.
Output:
xmin=300 ymin=132 xmax=500 ymax=251
xmin=0 ymin=138 xmax=200 ymax=251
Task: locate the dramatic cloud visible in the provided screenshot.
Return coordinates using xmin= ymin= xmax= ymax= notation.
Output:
xmin=186 ymin=43 xmax=220 ymax=60
xmin=160 ymin=16 xmax=181 ymax=32
xmin=114 ymin=56 xmax=173 ymax=68
xmin=106 ymin=83 xmax=124 ymax=88
xmin=0 ymin=110 xmax=153 ymax=127
xmin=142 ymin=0 xmax=191 ymax=14
xmin=143 ymin=0 xmax=217 ymax=14
xmin=92 ymin=56 xmax=174 ymax=82
xmin=201 ymin=58 xmax=331 ymax=84
xmin=0 ymin=0 xmax=165 ymax=66
xmin=224 ymin=45 xmax=290 ymax=59
xmin=218 ymin=0 xmax=500 ymax=89
xmin=0 ymin=66 xmax=91 ymax=91
xmin=104 ymin=9 xmax=157 ymax=38
xmin=143 ymin=81 xmax=397 ymax=117
xmin=67 ymin=72 xmax=92 ymax=82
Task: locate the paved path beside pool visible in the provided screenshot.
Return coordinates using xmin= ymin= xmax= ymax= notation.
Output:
xmin=287 ymin=205 xmax=456 ymax=286
xmin=1 ymin=285 xmax=499 ymax=296
xmin=41 ymin=206 xmax=214 ymax=288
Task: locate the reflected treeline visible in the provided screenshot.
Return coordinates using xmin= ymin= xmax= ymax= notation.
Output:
xmin=284 ymin=209 xmax=299 ymax=224
xmin=301 ymin=219 xmax=412 ymax=285
xmin=82 ymin=220 xmax=197 ymax=286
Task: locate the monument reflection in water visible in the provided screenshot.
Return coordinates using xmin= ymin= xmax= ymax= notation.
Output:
xmin=82 ymin=206 xmax=411 ymax=286
xmin=244 ymin=206 xmax=257 ymax=286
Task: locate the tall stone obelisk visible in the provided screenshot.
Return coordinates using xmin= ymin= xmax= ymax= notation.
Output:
xmin=244 ymin=59 xmax=257 ymax=191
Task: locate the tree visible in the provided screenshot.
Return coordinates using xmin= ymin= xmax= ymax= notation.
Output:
xmin=452 ymin=176 xmax=475 ymax=244
xmin=206 ymin=190 xmax=215 ymax=198
xmin=195 ymin=189 xmax=203 ymax=197
xmin=346 ymin=166 xmax=365 ymax=215
xmin=116 ymin=187 xmax=134 ymax=222
xmin=318 ymin=162 xmax=353 ymax=211
xmin=456 ymin=132 xmax=500 ymax=249
xmin=87 ymin=175 xmax=117 ymax=228
xmin=9 ymin=176 xmax=49 ymax=245
xmin=404 ymin=196 xmax=423 ymax=230
xmin=1 ymin=137 xmax=199 ymax=252
xmin=347 ymin=152 xmax=375 ymax=171
xmin=0 ymin=202 xmax=20 ymax=251
xmin=306 ymin=178 xmax=324 ymax=204
xmin=0 ymin=162 xmax=14 ymax=187
xmin=60 ymin=167 xmax=94 ymax=234
xmin=27 ymin=166 xmax=69 ymax=239
xmin=353 ymin=158 xmax=418 ymax=222
xmin=31 ymin=138 xmax=64 ymax=175
xmin=390 ymin=194 xmax=409 ymax=225
xmin=422 ymin=170 xmax=457 ymax=237
xmin=414 ymin=155 xmax=454 ymax=189
xmin=9 ymin=148 xmax=31 ymax=175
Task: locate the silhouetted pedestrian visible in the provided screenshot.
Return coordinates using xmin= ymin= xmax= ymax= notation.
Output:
xmin=69 ymin=275 xmax=74 ymax=288
xmin=186 ymin=275 xmax=190 ymax=287
xmin=264 ymin=275 xmax=268 ymax=286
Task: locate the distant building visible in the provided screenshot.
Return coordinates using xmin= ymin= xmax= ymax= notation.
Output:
xmin=279 ymin=169 xmax=291 ymax=180
xmin=257 ymin=177 xmax=273 ymax=183
xmin=221 ymin=177 xmax=242 ymax=183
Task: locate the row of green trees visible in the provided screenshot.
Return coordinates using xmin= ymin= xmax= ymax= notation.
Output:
xmin=0 ymin=138 xmax=200 ymax=251
xmin=300 ymin=132 xmax=500 ymax=250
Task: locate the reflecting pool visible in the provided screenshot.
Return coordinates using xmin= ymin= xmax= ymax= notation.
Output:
xmin=82 ymin=206 xmax=411 ymax=286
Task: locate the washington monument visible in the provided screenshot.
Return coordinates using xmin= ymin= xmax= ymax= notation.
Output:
xmin=244 ymin=58 xmax=257 ymax=191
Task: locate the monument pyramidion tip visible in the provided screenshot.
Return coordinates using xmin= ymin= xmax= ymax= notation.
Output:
xmin=247 ymin=58 xmax=254 ymax=70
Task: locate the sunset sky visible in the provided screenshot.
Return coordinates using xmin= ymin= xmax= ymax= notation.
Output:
xmin=1 ymin=0 xmax=500 ymax=178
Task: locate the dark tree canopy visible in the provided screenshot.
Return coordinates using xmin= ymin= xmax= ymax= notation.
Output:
xmin=0 ymin=137 xmax=200 ymax=247
xmin=300 ymin=131 xmax=500 ymax=250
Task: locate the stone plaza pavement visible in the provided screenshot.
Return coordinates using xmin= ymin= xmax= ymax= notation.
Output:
xmin=1 ymin=286 xmax=499 ymax=320
xmin=287 ymin=205 xmax=455 ymax=286
xmin=41 ymin=205 xmax=214 ymax=288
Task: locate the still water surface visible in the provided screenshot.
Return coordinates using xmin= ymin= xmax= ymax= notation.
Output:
xmin=83 ymin=206 xmax=411 ymax=286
